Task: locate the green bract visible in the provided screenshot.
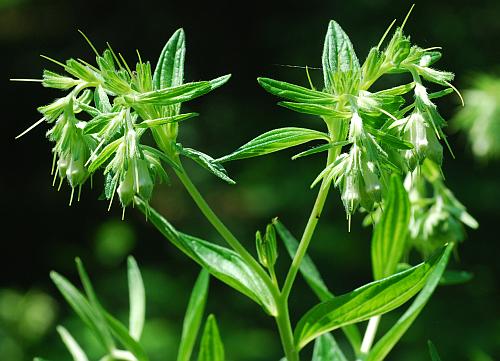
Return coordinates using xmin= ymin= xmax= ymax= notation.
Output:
xmin=20 ymin=29 xmax=231 ymax=209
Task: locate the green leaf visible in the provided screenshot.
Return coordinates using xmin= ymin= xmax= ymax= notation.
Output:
xmin=56 ymin=326 xmax=89 ymax=361
xmin=198 ymin=315 xmax=225 ymax=361
xmin=279 ymin=102 xmax=351 ymax=118
xmin=428 ymin=340 xmax=442 ymax=361
xmin=135 ymin=112 xmax=199 ymax=128
xmin=127 ymin=256 xmax=145 ymax=341
xmin=177 ymin=270 xmax=210 ymax=361
xmin=312 ymin=333 xmax=348 ymax=361
xmin=209 ymin=75 xmax=231 ymax=90
xmin=322 ymin=20 xmax=359 ymax=90
xmin=371 ymin=175 xmax=411 ymax=280
xmin=136 ymin=199 xmax=277 ymax=316
xmin=94 ymin=85 xmax=112 ymax=113
xmin=258 ymin=78 xmax=337 ymax=105
xmin=153 ymin=28 xmax=185 ymax=90
xmin=294 ymin=245 xmax=449 ymax=350
xmin=125 ymin=82 xmax=212 ymax=106
xmin=217 ymin=127 xmax=329 ymax=163
xmin=50 ymin=272 xmax=115 ymax=352
xmin=291 ymin=141 xmax=352 ymax=160
xmin=365 ymin=243 xmax=454 ymax=361
xmin=180 ymin=147 xmax=235 ymax=184
xmin=104 ymin=312 xmax=149 ymax=361
xmin=274 ymin=220 xmax=362 ymax=352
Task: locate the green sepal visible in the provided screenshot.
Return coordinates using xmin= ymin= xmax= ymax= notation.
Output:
xmin=217 ymin=127 xmax=329 ymax=163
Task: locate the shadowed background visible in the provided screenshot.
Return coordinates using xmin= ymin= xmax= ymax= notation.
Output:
xmin=1 ymin=0 xmax=499 ymax=360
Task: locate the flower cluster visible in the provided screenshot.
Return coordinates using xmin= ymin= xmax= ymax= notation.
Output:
xmin=18 ymin=30 xmax=231 ymax=210
xmin=252 ymin=17 xmax=463 ymax=220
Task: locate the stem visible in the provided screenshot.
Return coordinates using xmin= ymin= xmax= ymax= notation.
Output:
xmin=360 ymin=316 xmax=381 ymax=354
xmin=173 ymin=163 xmax=278 ymax=298
xmin=281 ymin=163 xmax=333 ymax=300
xmin=275 ymin=299 xmax=300 ymax=361
xmin=281 ymin=125 xmax=340 ymax=300
xmin=174 ymin=162 xmax=297 ymax=359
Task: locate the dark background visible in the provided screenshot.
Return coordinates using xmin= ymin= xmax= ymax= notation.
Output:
xmin=1 ymin=0 xmax=499 ymax=360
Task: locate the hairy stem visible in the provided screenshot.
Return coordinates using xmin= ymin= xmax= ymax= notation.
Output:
xmin=281 ymin=117 xmax=343 ymax=301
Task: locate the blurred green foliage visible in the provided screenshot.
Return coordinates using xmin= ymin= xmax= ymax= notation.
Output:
xmin=2 ymin=0 xmax=499 ymax=360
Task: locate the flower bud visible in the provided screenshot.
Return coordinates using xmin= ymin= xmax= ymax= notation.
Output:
xmin=360 ymin=160 xmax=381 ymax=208
xmin=255 ymin=224 xmax=278 ymax=270
xmin=66 ymin=153 xmax=88 ymax=188
xmin=117 ymin=159 xmax=154 ymax=207
xmin=341 ymin=173 xmax=360 ymax=216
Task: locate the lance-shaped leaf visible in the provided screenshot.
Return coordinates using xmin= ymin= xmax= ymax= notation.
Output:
xmin=124 ymin=81 xmax=212 ymax=106
xmin=294 ymin=245 xmax=450 ymax=349
xmin=279 ymin=102 xmax=351 ymax=118
xmin=153 ymin=28 xmax=185 ymax=90
xmin=322 ymin=20 xmax=359 ymax=90
xmin=177 ymin=270 xmax=210 ymax=361
xmin=198 ymin=315 xmax=225 ymax=361
xmin=57 ymin=326 xmax=89 ymax=361
xmin=217 ymin=127 xmax=329 ymax=163
xmin=258 ymin=78 xmax=337 ymax=105
xmin=179 ymin=146 xmax=235 ymax=184
xmin=136 ymin=112 xmax=199 ymax=128
xmin=274 ymin=220 xmax=361 ymax=352
xmin=136 ymin=199 xmax=277 ymax=316
xmin=371 ymin=174 xmax=411 ymax=280
xmin=50 ymin=272 xmax=115 ymax=352
xmin=104 ymin=312 xmax=149 ymax=361
xmin=128 ymin=256 xmax=145 ymax=341
xmin=366 ymin=243 xmax=454 ymax=361
xmin=312 ymin=333 xmax=348 ymax=361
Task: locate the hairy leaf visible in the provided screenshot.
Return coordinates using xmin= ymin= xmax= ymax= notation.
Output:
xmin=322 ymin=20 xmax=359 ymax=90
xmin=258 ymin=78 xmax=337 ymax=105
xmin=180 ymin=146 xmax=235 ymax=184
xmin=366 ymin=243 xmax=454 ymax=361
xmin=136 ymin=199 xmax=277 ymax=316
xmin=217 ymin=127 xmax=329 ymax=163
xmin=294 ymin=245 xmax=449 ymax=349
xmin=153 ymin=28 xmax=185 ymax=90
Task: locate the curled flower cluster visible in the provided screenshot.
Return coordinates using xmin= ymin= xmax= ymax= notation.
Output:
xmin=18 ymin=30 xmax=231 ymax=210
